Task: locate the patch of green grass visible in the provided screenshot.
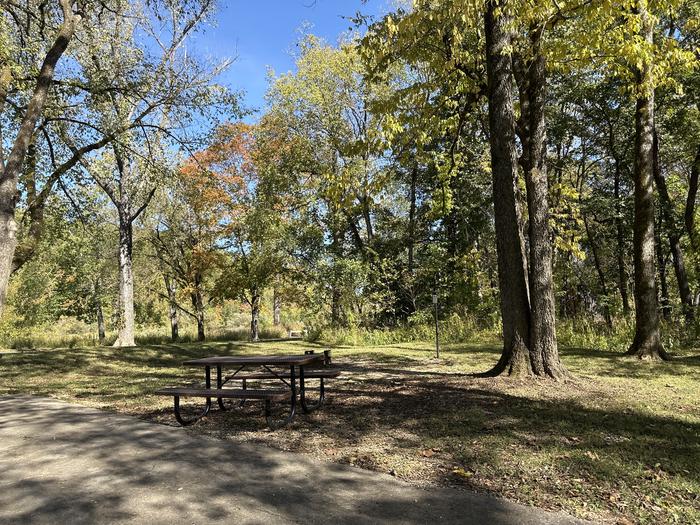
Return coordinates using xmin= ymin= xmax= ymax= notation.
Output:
xmin=0 ymin=339 xmax=698 ymax=524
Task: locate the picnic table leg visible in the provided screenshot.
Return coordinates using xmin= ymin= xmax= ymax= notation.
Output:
xmin=300 ymin=366 xmax=325 ymax=413
xmin=265 ymin=365 xmax=296 ymax=429
xmin=216 ymin=365 xmax=228 ymax=411
xmin=240 ymin=378 xmax=247 ymax=407
xmin=205 ymin=366 xmax=212 ymax=409
xmin=173 ymin=394 xmax=211 ymax=426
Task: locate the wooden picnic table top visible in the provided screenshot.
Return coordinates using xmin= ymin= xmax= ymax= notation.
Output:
xmin=182 ymin=354 xmax=325 ymax=367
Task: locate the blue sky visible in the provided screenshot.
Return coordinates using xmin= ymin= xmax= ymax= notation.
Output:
xmin=192 ymin=1 xmax=390 ymax=117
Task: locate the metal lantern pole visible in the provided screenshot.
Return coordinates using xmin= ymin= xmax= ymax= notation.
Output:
xmin=432 ymin=290 xmax=440 ymax=359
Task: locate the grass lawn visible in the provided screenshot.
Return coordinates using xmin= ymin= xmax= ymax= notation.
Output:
xmin=0 ymin=339 xmax=698 ymax=524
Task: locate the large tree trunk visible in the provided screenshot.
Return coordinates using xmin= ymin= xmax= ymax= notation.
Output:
xmin=113 ymin=218 xmax=136 ymax=347
xmin=483 ymin=0 xmax=532 ymax=377
xmin=250 ymin=289 xmax=260 ymax=342
xmin=627 ymin=5 xmax=668 ymax=360
xmin=614 ymin=160 xmax=631 ymax=314
xmin=164 ymin=274 xmax=179 ymax=341
xmin=522 ymin=27 xmax=565 ymax=379
xmin=105 ymin=147 xmax=155 ymax=348
xmin=0 ymin=212 xmax=19 ymax=318
xmin=653 ymin=130 xmax=694 ymax=322
xmin=0 ymin=2 xmax=79 ymax=316
xmin=685 ymin=145 xmax=700 ymax=248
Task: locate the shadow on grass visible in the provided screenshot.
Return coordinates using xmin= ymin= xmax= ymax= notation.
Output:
xmin=148 ymin=348 xmax=699 ymax=492
xmin=562 ymin=347 xmax=700 ymax=378
xmin=675 ymin=354 xmax=700 ymax=366
xmin=313 ymin=376 xmax=698 ymax=521
xmin=1 ymin=340 xmax=698 ymax=523
xmin=147 ymin=366 xmax=699 ymax=525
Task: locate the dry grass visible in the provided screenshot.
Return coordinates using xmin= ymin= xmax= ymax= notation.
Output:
xmin=0 ymin=339 xmax=698 ymax=524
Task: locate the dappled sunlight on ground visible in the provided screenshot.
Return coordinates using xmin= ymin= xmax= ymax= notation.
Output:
xmin=1 ymin=339 xmax=698 ymax=524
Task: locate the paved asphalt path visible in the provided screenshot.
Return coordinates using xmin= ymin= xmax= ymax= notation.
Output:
xmin=0 ymin=395 xmax=591 ymax=525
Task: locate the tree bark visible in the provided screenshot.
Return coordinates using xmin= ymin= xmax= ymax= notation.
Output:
xmin=164 ymin=274 xmax=179 ymax=341
xmin=614 ymin=159 xmax=631 ymax=314
xmin=250 ymin=289 xmax=260 ymax=342
xmin=345 ymin=212 xmax=365 ymax=252
xmin=669 ymin=237 xmax=692 ymax=320
xmin=0 ymin=1 xmax=79 ymax=316
xmin=656 ymin=219 xmax=671 ymax=321
xmin=627 ymin=5 xmax=668 ymax=360
xmin=191 ymin=273 xmax=205 ymax=342
xmin=94 ymin=279 xmax=106 ymax=345
xmin=583 ymin=213 xmax=613 ymax=328
xmin=684 ymin=145 xmax=700 ymax=249
xmin=522 ymin=27 xmax=565 ymax=379
xmin=482 ymin=0 xmax=532 ymax=377
xmin=191 ymin=297 xmax=205 ymax=342
xmin=113 ymin=217 xmax=136 ymax=347
xmin=653 ymin=130 xmax=694 ymax=322
xmin=97 ymin=150 xmax=154 ymax=348
xmin=361 ymin=193 xmax=373 ymax=243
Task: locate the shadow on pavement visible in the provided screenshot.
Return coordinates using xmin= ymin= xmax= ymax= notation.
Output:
xmin=0 ymin=396 xmax=586 ymax=525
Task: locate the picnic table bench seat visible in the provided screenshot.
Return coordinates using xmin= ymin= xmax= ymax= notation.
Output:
xmin=154 ymin=387 xmax=290 ymax=400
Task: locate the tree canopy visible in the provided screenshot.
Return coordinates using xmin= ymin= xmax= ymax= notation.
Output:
xmin=1 ymin=0 xmax=699 ymax=365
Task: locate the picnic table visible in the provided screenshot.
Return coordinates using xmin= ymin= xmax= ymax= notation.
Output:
xmin=156 ymin=350 xmax=340 ymax=429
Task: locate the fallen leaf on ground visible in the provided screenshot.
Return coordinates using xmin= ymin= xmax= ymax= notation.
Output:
xmin=452 ymin=467 xmax=474 ymax=479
